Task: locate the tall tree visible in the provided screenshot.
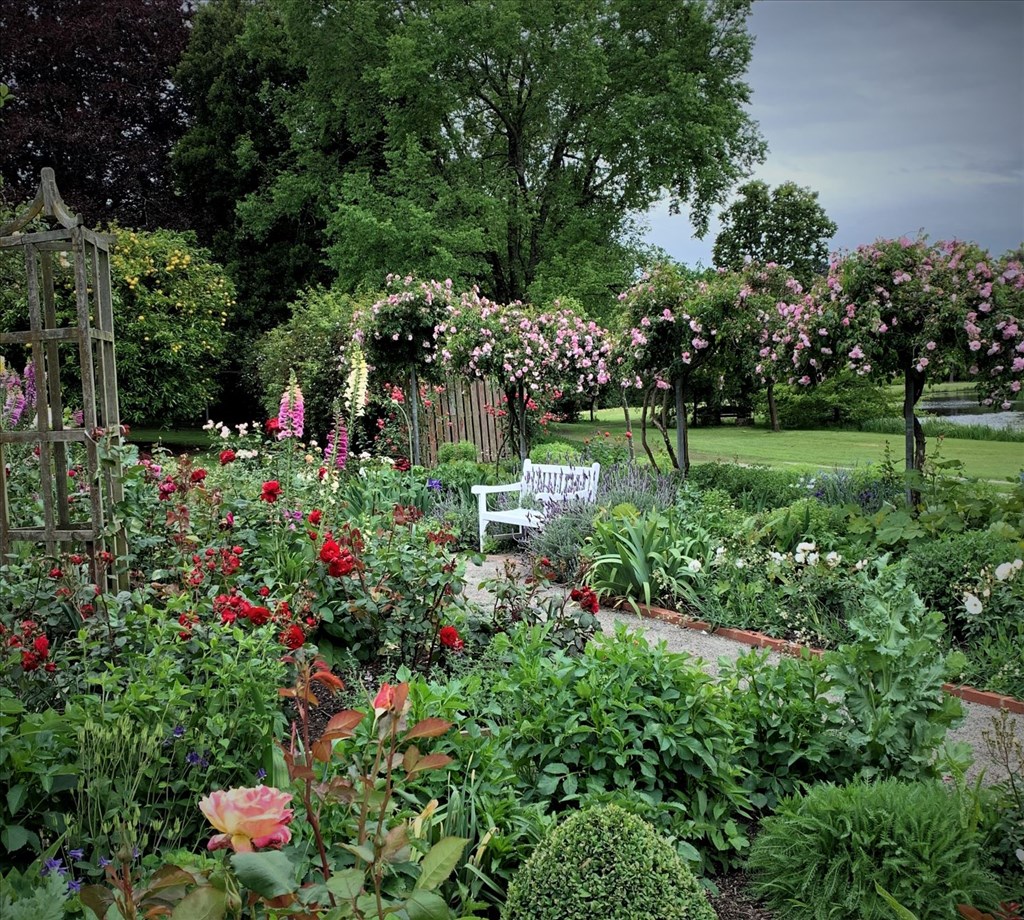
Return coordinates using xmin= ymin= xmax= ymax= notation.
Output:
xmin=0 ymin=0 xmax=192 ymax=229
xmin=262 ymin=0 xmax=765 ymax=315
xmin=713 ymin=180 xmax=837 ymax=284
xmin=172 ymin=0 xmax=333 ymax=327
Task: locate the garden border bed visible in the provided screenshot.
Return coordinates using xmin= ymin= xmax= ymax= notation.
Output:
xmin=623 ymin=601 xmax=1024 ymax=714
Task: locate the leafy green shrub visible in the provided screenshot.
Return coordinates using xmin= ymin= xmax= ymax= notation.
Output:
xmin=764 ymin=370 xmax=898 ymax=430
xmin=754 ymin=498 xmax=848 ymax=552
xmin=719 ymin=650 xmax=852 ymax=812
xmin=0 ymin=226 xmax=233 ymax=426
xmin=430 ymin=460 xmax=491 ymax=501
xmin=688 ymin=463 xmax=803 ymax=511
xmin=904 ymin=530 xmax=1019 ymax=639
xmin=494 ymin=626 xmax=750 ymax=869
xmin=528 ymin=440 xmax=581 ymax=464
xmin=826 ymin=564 xmax=964 ymax=780
xmin=597 ymin=461 xmax=679 ymax=514
xmin=584 ymin=507 xmax=714 ymax=611
xmin=436 ymin=440 xmax=479 ymax=464
xmin=502 ymin=804 xmax=716 ymax=920
xmin=797 ymin=462 xmax=904 ymax=513
xmin=748 ymin=779 xmax=1004 ymax=920
xmin=257 ymin=286 xmax=360 ymax=439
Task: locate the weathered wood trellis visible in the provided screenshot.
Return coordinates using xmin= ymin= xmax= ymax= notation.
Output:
xmin=0 ymin=168 xmax=127 ymax=590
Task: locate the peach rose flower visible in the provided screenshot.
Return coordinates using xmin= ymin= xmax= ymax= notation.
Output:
xmin=199 ymin=785 xmax=294 ymax=853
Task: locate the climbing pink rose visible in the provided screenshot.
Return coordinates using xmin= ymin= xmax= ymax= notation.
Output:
xmin=200 ymin=785 xmax=294 ymax=853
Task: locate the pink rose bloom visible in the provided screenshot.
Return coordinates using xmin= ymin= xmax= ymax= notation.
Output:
xmin=200 ymin=785 xmax=294 ymax=853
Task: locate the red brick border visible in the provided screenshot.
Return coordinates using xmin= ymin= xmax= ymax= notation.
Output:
xmin=626 ymin=601 xmax=1023 ymax=713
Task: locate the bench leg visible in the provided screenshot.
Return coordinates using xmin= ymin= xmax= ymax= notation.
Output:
xmin=479 ymin=517 xmax=487 ymax=553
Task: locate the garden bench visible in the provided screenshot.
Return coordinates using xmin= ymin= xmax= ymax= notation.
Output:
xmin=471 ymin=460 xmax=601 ymax=551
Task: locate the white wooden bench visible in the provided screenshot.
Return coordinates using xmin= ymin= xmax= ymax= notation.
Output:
xmin=471 ymin=460 xmax=601 ymax=552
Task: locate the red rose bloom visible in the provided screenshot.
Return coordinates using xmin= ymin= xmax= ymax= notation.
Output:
xmin=260 ymin=480 xmax=282 ymax=502
xmin=219 ymin=449 xmax=236 ymax=465
xmin=21 ymin=651 xmax=40 ymax=671
xmin=280 ymin=624 xmax=305 ymax=650
xmin=247 ymin=605 xmax=271 ymax=627
xmin=265 ymin=418 xmax=281 ymax=434
xmin=439 ymin=626 xmax=462 ymax=649
xmin=308 ymin=509 xmax=322 ymax=525
xmin=33 ymin=635 xmax=50 ymax=658
xmin=394 ymin=457 xmax=411 ymax=472
xmin=190 ymin=468 xmax=207 ymax=483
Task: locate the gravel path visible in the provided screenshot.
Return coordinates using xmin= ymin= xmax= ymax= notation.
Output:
xmin=465 ymin=555 xmax=1022 ymax=786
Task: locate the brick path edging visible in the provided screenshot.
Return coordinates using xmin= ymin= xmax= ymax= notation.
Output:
xmin=625 ymin=601 xmax=1024 ymax=715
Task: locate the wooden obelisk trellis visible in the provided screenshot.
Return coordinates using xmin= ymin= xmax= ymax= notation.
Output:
xmin=0 ymin=168 xmax=128 ymax=590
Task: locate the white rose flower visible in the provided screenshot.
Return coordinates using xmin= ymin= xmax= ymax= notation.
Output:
xmin=796 ymin=541 xmax=816 ymax=554
xmin=995 ymin=562 xmax=1013 ymax=581
xmin=715 ymin=546 xmax=726 ymax=558
xmin=794 ymin=552 xmax=806 ymax=564
xmin=806 ymin=552 xmax=819 ymax=566
xmin=963 ymin=593 xmax=984 ymax=615
xmin=687 ymin=559 xmax=702 ymax=573
xmin=825 ymin=551 xmax=841 ymax=567
xmin=1013 ymin=559 xmax=1024 ymax=571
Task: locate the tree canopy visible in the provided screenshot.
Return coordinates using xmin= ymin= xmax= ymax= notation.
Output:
xmin=0 ymin=0 xmax=192 ymax=229
xmin=175 ymin=0 xmax=765 ymax=320
xmin=713 ymin=180 xmax=837 ymax=284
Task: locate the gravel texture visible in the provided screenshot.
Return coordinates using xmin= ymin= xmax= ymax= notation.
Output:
xmin=465 ymin=554 xmax=1022 ymax=786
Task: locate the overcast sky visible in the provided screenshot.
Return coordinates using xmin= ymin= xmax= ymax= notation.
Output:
xmin=641 ymin=0 xmax=1024 ymax=267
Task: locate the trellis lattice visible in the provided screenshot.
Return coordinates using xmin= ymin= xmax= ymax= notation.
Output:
xmin=0 ymin=168 xmax=127 ymax=590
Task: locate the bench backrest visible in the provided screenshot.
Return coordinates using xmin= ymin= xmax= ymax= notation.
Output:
xmin=520 ymin=460 xmax=600 ymax=507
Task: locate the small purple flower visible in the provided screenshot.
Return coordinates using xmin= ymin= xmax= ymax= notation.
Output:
xmin=198 ymin=752 xmax=210 ymax=769
xmin=68 ymin=849 xmax=84 ymax=860
xmin=256 ymin=768 xmax=267 ymax=780
xmin=186 ymin=750 xmax=201 ymax=766
xmin=41 ymin=857 xmax=65 ymax=878
xmin=172 ymin=725 xmax=185 ymax=739
xmin=67 ymin=879 xmax=82 ymax=894
xmin=427 ymin=478 xmax=442 ymax=491
xmin=98 ymin=856 xmax=111 ymax=868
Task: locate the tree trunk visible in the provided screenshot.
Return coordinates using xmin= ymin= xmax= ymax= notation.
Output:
xmin=409 ymin=366 xmax=421 ymax=466
xmin=767 ymin=381 xmax=780 ymax=432
xmin=675 ymin=378 xmax=689 ymax=477
xmin=651 ymin=387 xmax=677 ymax=470
xmin=903 ymin=366 xmax=926 ymax=506
xmin=621 ymin=392 xmax=636 ymax=463
xmin=640 ymin=387 xmax=660 ymax=472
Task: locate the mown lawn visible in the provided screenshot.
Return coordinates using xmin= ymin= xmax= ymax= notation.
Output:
xmin=550 ymin=409 xmax=1024 ymax=482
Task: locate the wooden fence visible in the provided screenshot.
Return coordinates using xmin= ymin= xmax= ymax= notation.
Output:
xmin=420 ymin=377 xmax=507 ymax=464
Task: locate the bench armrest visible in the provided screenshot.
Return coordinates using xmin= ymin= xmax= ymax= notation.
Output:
xmin=471 ymin=483 xmax=522 ymax=495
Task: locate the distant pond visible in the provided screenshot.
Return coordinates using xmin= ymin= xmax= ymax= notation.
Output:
xmin=917 ymin=393 xmax=1024 ymax=431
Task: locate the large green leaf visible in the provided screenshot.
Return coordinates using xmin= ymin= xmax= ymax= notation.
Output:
xmin=229 ymin=851 xmax=297 ymax=899
xmin=414 ymin=837 xmax=468 ymax=892
xmin=403 ymin=889 xmax=452 ymax=920
xmin=169 ymin=886 xmax=227 ymax=920
xmin=326 ymin=868 xmax=365 ymax=902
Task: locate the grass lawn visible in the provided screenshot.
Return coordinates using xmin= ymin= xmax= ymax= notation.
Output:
xmin=550 ymin=409 xmax=1024 ymax=482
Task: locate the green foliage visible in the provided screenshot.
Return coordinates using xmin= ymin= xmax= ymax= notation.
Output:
xmin=0 ymin=227 xmax=232 ymax=426
xmin=826 ymin=565 xmax=964 ymax=780
xmin=0 ymin=862 xmax=70 ymax=920
xmin=524 ymin=501 xmax=596 ymax=583
xmin=687 ymin=462 xmax=803 ymax=511
xmin=754 ymin=498 xmax=848 ymax=552
xmin=436 ymin=441 xmax=478 ymax=464
xmin=712 ymin=179 xmax=837 ymax=285
xmin=748 ymin=779 xmax=1005 ymax=920
xmin=502 ymin=804 xmax=717 ymax=920
xmin=766 ymin=371 xmax=898 ymax=430
xmin=0 ymin=696 xmax=78 ymax=858
xmin=494 ymin=626 xmax=750 ymax=869
xmin=584 ymin=507 xmax=714 ymax=611
xmin=862 ymin=415 xmax=1024 ymax=443
xmin=528 ymin=441 xmax=582 ymax=464
xmin=257 ymin=287 xmax=360 ymax=438
xmin=719 ymin=650 xmax=852 ymax=812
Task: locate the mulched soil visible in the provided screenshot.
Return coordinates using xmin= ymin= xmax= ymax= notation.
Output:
xmin=709 ymin=872 xmax=775 ymax=920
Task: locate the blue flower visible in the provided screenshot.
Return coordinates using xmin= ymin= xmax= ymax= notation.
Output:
xmin=186 ymin=751 xmax=201 ymax=766
xmin=172 ymin=725 xmax=185 ymax=739
xmin=98 ymin=857 xmax=111 ymax=868
xmin=41 ymin=858 xmax=65 ymax=878
xmin=68 ymin=849 xmax=84 ymax=860
xmin=67 ymin=879 xmax=82 ymax=894
xmin=256 ymin=768 xmax=267 ymax=781
xmin=427 ymin=478 xmax=442 ymax=491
